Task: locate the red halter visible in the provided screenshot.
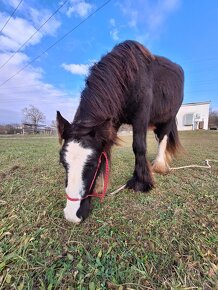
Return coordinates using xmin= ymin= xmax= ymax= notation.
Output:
xmin=66 ymin=151 xmax=109 ymax=203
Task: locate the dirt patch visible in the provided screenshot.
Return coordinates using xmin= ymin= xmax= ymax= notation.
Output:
xmin=8 ymin=165 xmax=21 ymax=173
xmin=0 ymin=172 xmax=7 ymax=181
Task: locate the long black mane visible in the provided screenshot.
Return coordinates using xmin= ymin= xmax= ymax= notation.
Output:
xmin=73 ymin=40 xmax=154 ymax=127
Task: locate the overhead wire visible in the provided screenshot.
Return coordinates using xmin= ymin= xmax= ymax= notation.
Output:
xmin=0 ymin=0 xmax=112 ymax=89
xmin=0 ymin=0 xmax=24 ymax=33
xmin=0 ymin=0 xmax=69 ymax=70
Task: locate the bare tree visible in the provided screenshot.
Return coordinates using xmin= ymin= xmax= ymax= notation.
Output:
xmin=22 ymin=105 xmax=45 ymax=132
xmin=209 ymin=109 xmax=218 ymax=129
xmin=50 ymin=120 xmax=57 ymax=128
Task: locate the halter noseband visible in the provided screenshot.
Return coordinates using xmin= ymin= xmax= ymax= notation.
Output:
xmin=66 ymin=151 xmax=109 ymax=203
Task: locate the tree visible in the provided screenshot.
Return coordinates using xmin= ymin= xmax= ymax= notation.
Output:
xmin=0 ymin=124 xmax=22 ymax=134
xmin=50 ymin=120 xmax=57 ymax=128
xmin=209 ymin=109 xmax=218 ymax=128
xmin=22 ymin=105 xmax=45 ymax=133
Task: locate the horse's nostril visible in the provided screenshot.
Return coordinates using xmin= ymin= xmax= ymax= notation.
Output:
xmin=76 ymin=212 xmax=82 ymax=220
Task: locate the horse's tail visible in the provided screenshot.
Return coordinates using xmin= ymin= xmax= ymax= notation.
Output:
xmin=166 ymin=119 xmax=184 ymax=161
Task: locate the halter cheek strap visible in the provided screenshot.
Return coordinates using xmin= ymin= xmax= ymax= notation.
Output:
xmin=66 ymin=151 xmax=109 ymax=203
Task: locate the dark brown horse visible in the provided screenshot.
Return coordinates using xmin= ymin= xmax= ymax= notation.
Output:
xmin=57 ymin=40 xmax=184 ymax=223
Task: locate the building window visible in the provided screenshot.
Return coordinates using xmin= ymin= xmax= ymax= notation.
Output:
xmin=183 ymin=113 xmax=194 ymax=126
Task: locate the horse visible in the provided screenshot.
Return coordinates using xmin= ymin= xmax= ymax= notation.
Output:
xmin=57 ymin=40 xmax=184 ymax=223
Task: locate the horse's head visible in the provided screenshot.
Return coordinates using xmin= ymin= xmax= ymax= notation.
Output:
xmin=56 ymin=111 xmax=114 ymax=224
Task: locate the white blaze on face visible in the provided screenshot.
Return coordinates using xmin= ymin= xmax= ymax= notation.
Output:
xmin=63 ymin=140 xmax=93 ymax=223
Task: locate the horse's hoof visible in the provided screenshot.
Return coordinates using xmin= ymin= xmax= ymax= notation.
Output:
xmin=126 ymin=177 xmax=154 ymax=192
xmin=152 ymin=159 xmax=170 ymax=174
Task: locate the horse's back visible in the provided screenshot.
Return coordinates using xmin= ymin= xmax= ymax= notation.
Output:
xmin=149 ymin=55 xmax=184 ymax=123
xmin=152 ymin=55 xmax=184 ymax=93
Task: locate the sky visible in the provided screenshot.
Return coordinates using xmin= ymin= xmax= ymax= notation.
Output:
xmin=0 ymin=0 xmax=218 ymax=125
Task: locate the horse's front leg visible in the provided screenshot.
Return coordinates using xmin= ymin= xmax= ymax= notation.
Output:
xmin=126 ymin=128 xmax=154 ymax=192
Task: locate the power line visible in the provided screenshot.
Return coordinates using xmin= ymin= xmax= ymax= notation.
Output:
xmin=0 ymin=0 xmax=69 ymax=70
xmin=0 ymin=0 xmax=24 ymax=34
xmin=0 ymin=0 xmax=112 ymax=89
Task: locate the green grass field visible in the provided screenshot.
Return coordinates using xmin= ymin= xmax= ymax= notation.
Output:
xmin=0 ymin=131 xmax=218 ymax=290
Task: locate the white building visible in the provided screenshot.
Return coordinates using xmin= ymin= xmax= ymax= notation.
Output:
xmin=177 ymin=101 xmax=210 ymax=131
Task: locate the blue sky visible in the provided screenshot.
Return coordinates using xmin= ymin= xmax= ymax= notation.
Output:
xmin=0 ymin=0 xmax=217 ymax=124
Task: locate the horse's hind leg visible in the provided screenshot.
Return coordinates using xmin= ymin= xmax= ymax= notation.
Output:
xmin=152 ymin=132 xmax=170 ymax=174
xmin=126 ymin=114 xmax=154 ymax=192
xmin=152 ymin=118 xmax=181 ymax=174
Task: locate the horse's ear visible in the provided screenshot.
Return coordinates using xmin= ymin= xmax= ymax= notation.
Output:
xmin=56 ymin=111 xmax=70 ymax=145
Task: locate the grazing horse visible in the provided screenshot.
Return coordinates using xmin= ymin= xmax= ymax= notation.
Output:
xmin=57 ymin=40 xmax=184 ymax=223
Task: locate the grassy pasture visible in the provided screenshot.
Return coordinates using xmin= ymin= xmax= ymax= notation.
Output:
xmin=0 ymin=131 xmax=218 ymax=290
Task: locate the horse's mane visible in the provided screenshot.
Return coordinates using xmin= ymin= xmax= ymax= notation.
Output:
xmin=73 ymin=40 xmax=154 ymax=126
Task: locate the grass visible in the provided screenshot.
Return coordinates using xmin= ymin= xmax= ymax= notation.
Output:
xmin=0 ymin=131 xmax=218 ymax=289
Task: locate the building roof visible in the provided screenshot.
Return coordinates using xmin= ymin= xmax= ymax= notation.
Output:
xmin=181 ymin=101 xmax=211 ymax=107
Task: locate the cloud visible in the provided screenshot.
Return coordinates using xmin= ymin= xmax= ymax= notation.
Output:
xmin=2 ymin=0 xmax=61 ymax=35
xmin=0 ymin=51 xmax=29 ymax=65
xmin=62 ymin=63 xmax=90 ymax=76
xmin=119 ymin=2 xmax=139 ymax=29
xmin=0 ymin=4 xmax=61 ymax=52
xmin=2 ymin=0 xmax=24 ymax=9
xmin=66 ymin=0 xmax=93 ymax=18
xmin=28 ymin=8 xmax=61 ymax=36
xmin=109 ymin=18 xmax=120 ymax=41
xmin=118 ymin=0 xmax=181 ymax=43
xmin=109 ymin=18 xmax=116 ymax=27
xmin=110 ymin=29 xmax=119 ymax=41
xmin=0 ymin=3 xmax=78 ymax=124
xmin=148 ymin=0 xmax=180 ymax=31
xmin=0 ymin=12 xmax=42 ymax=51
xmin=0 ymin=52 xmax=80 ymax=124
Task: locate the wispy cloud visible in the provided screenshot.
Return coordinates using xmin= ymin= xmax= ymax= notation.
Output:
xmin=28 ymin=8 xmax=61 ymax=36
xmin=0 ymin=3 xmax=61 ymax=52
xmin=0 ymin=12 xmax=42 ymax=51
xmin=109 ymin=18 xmax=119 ymax=41
xmin=62 ymin=63 xmax=90 ymax=75
xmin=109 ymin=18 xmax=116 ymax=26
xmin=110 ymin=29 xmax=119 ymax=41
xmin=148 ymin=0 xmax=180 ymax=31
xmin=2 ymin=0 xmax=24 ymax=9
xmin=66 ymin=0 xmax=93 ymax=18
xmin=0 ymin=2 xmax=78 ymax=124
xmin=1 ymin=1 xmax=61 ymax=37
xmin=118 ymin=0 xmax=181 ymax=43
xmin=0 ymin=52 xmax=79 ymax=124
